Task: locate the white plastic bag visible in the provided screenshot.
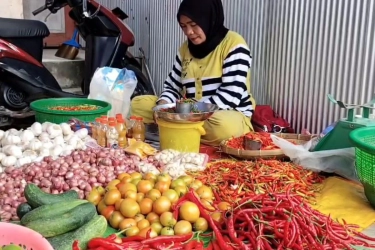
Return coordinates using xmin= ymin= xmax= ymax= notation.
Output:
xmin=271 ymin=135 xmax=359 ymax=182
xmin=88 ymin=67 xmax=137 ymax=118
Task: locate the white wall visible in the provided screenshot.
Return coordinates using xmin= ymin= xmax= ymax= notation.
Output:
xmin=0 ymin=0 xmax=24 ymax=18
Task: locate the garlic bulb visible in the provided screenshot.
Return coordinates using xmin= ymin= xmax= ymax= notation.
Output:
xmin=30 ymin=122 xmax=42 ymax=136
xmin=1 ymin=156 xmax=16 ymax=167
xmin=20 ymin=130 xmax=35 ymax=142
xmin=28 ymin=139 xmax=42 ymax=151
xmin=3 ymin=145 xmax=23 ymax=158
xmin=47 ymin=124 xmax=63 ymax=138
xmin=2 ymin=134 xmax=21 ymax=146
xmin=60 ymin=123 xmax=72 ymax=135
xmin=42 ymin=122 xmax=53 ymax=132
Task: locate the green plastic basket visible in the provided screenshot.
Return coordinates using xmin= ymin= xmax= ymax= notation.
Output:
xmin=30 ymin=98 xmax=111 ymax=124
xmin=349 ymin=127 xmax=375 ymax=206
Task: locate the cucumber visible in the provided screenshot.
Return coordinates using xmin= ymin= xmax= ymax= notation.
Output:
xmin=24 ymin=202 xmax=97 ymax=237
xmin=21 ymin=199 xmax=87 ymax=225
xmin=48 ymin=215 xmax=107 ymax=250
xmin=16 ymin=202 xmax=33 ymax=219
xmin=24 ymin=183 xmax=79 ymax=208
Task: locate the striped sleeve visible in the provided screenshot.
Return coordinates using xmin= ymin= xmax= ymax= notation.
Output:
xmin=205 ymin=45 xmax=252 ymax=109
xmin=158 ymin=52 xmax=183 ymax=103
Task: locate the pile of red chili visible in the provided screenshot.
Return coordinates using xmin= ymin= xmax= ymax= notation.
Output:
xmin=188 ymin=160 xmax=324 ymax=204
xmin=221 ymin=191 xmax=375 ymax=249
xmin=225 ymin=132 xmax=279 ymax=150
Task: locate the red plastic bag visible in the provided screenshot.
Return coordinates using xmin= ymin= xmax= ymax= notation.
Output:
xmin=251 ymin=105 xmax=294 ymax=133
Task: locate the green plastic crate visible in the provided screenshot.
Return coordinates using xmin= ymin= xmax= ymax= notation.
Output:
xmin=349 ymin=127 xmax=375 ymax=206
xmin=30 ymin=98 xmax=111 ymax=123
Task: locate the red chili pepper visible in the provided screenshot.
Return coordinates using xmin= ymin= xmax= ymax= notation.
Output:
xmin=141 ymin=233 xmax=193 ymax=245
xmin=204 ymin=242 xmax=213 ymax=250
xmin=121 ymin=235 xmax=146 ymax=243
xmin=184 ymin=240 xmax=203 ymax=250
xmin=72 ymin=240 xmax=81 ymax=250
xmin=87 ymin=239 xmax=123 ymax=250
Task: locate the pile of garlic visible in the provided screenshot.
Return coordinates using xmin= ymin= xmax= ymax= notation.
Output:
xmin=154 ymin=149 xmax=208 ymax=179
xmin=0 ymin=122 xmax=92 ymax=172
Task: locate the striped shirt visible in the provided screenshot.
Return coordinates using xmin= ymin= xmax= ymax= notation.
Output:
xmin=159 ymin=31 xmax=255 ymax=117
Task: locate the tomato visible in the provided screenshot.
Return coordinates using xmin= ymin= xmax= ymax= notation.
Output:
xmin=190 ymin=180 xmax=203 ymax=190
xmin=211 ymin=212 xmax=224 ymax=224
xmin=173 ymin=220 xmax=192 ymax=235
xmin=97 ymin=199 xmax=107 ymax=213
xmin=115 ymin=199 xmax=124 ymax=211
xmin=135 ymin=192 xmax=144 ymax=202
xmin=157 ymin=174 xmax=172 ymax=184
xmin=144 ymin=173 xmax=157 ymax=182
xmin=146 ymin=212 xmax=160 ymax=224
xmin=107 ymin=179 xmax=121 ymax=188
xmin=101 ymin=205 xmax=115 ymax=220
xmin=137 ymin=219 xmax=151 ymax=230
xmin=131 ymin=178 xmax=141 ymax=186
xmin=146 ymin=189 xmax=161 ymax=201
xmin=119 ymin=198 xmax=140 ymax=218
xmin=151 ymin=222 xmax=163 ymax=234
xmin=154 ymin=181 xmax=170 ymax=193
xmin=118 ymin=173 xmax=131 ymax=180
xmin=217 ymin=201 xmax=231 ymax=211
xmin=159 ymin=211 xmax=177 ymax=227
xmin=189 ymin=182 xmax=200 ymax=191
xmin=94 ymin=186 xmax=106 ymax=196
xmin=130 ymin=172 xmax=143 ymax=180
xmin=138 ymin=227 xmax=158 ymax=238
xmin=87 ymin=189 xmax=101 ymax=206
xmin=119 ymin=183 xmax=137 ymax=197
xmin=124 ymin=190 xmax=137 ymax=200
xmin=179 ymin=201 xmax=200 ymax=223
xmin=194 ymin=217 xmax=208 ymax=232
xmin=178 ymin=175 xmax=194 ymax=186
xmin=134 ymin=214 xmax=145 ymax=222
xmin=103 ymin=189 xmax=122 ymax=206
xmin=137 ymin=180 xmax=154 ymax=194
xmin=174 ymin=185 xmax=188 ymax=197
xmin=200 ymin=199 xmax=215 ymax=211
xmin=125 ymin=226 xmax=140 ymax=237
xmin=170 ymin=179 xmax=186 ymax=189
xmin=109 ymin=211 xmax=125 ymax=229
xmin=139 ymin=198 xmax=153 ymax=215
xmin=120 ymin=176 xmax=132 ymax=184
xmin=162 ymin=189 xmax=179 ymax=204
xmin=196 ymin=185 xmax=213 ymax=200
xmin=160 ymin=227 xmax=175 ymax=236
xmin=119 ymin=218 xmax=137 ymax=231
xmin=152 ymin=196 xmax=171 ymax=215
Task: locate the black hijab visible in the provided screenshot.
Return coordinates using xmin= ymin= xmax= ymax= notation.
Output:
xmin=177 ymin=0 xmax=229 ymax=59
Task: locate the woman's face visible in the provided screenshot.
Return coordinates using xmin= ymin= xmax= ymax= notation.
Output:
xmin=179 ymin=15 xmax=206 ymax=45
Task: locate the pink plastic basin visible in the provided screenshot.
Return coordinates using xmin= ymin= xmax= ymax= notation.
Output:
xmin=0 ymin=222 xmax=54 ymax=250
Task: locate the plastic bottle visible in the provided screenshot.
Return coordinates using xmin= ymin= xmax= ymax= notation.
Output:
xmin=127 ymin=116 xmax=137 ymax=139
xmin=101 ymin=115 xmax=108 ymax=121
xmin=132 ymin=117 xmax=146 ymax=141
xmin=97 ymin=119 xmax=108 ymax=147
xmin=106 ymin=121 xmax=119 ymax=148
xmin=116 ymin=114 xmax=124 ymax=120
xmin=108 ymin=117 xmax=116 ymax=124
xmin=92 ymin=117 xmax=101 ymax=140
xmin=116 ymin=118 xmax=126 ymax=133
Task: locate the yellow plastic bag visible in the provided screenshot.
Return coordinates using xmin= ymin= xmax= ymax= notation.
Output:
xmin=124 ymin=139 xmax=157 ymax=159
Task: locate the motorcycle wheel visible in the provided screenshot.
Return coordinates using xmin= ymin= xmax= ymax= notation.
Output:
xmin=124 ymin=64 xmax=155 ymax=99
xmin=0 ymin=83 xmax=28 ymax=110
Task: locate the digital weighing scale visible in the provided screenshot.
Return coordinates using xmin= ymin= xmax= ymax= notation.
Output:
xmin=314 ymin=94 xmax=375 ymax=151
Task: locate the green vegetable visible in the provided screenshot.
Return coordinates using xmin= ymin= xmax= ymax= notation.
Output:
xmin=21 ymin=199 xmax=87 ymax=225
xmin=24 ymin=183 xmax=79 ymax=208
xmin=48 ymin=215 xmax=107 ymax=250
xmin=1 ymin=245 xmax=23 ymax=250
xmin=23 ymin=202 xmax=96 ymax=237
xmin=16 ymin=202 xmax=32 ymax=219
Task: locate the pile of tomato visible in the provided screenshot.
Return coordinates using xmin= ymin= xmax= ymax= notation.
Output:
xmin=86 ymin=172 xmax=224 ymax=238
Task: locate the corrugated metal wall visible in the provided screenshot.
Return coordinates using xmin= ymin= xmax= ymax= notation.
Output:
xmin=95 ymin=0 xmax=375 ymax=133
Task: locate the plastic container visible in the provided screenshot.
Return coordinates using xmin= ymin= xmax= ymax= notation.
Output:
xmin=132 ymin=117 xmax=146 ymax=141
xmin=0 ymin=222 xmax=54 ymax=250
xmin=349 ymin=127 xmax=375 ymax=206
xmin=91 ymin=117 xmax=101 ymax=140
xmin=156 ymin=119 xmax=206 ymax=153
xmin=97 ymin=119 xmax=108 ymax=147
xmin=106 ymin=121 xmax=119 ymax=148
xmin=127 ymin=116 xmax=137 ymax=138
xmin=30 ymin=98 xmax=111 ymax=123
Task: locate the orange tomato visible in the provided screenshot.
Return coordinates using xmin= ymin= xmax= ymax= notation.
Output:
xmin=104 ymin=189 xmax=122 ymax=205
xmin=87 ymin=189 xmax=102 ymax=206
xmin=189 ymin=180 xmax=203 ymax=190
xmin=101 ymin=205 xmax=115 ymax=220
xmin=109 ymin=211 xmax=125 ymax=229
xmin=178 ymin=175 xmax=194 ymax=186
xmin=134 ymin=214 xmax=145 ymax=222
xmin=139 ymin=198 xmax=153 ymax=215
xmin=211 ymin=212 xmax=224 ymax=225
xmin=124 ymin=190 xmax=137 ymax=200
xmin=119 ymin=198 xmax=140 ymax=218
xmin=160 ymin=227 xmax=175 ymax=236
xmin=146 ymin=189 xmax=161 ymax=201
xmin=179 ymin=201 xmax=200 ymax=223
xmin=146 ymin=212 xmax=160 ymax=224
xmin=217 ymin=201 xmax=231 ymax=211
xmin=137 ymin=219 xmax=150 ymax=230
xmin=174 ymin=185 xmax=188 ymax=197
xmin=144 ymin=173 xmax=157 ymax=182
xmin=162 ymin=189 xmax=179 ymax=204
xmin=117 ymin=173 xmax=131 ymax=180
xmin=137 ymin=180 xmax=154 ymax=194
xmin=159 ymin=211 xmax=177 ymax=227
xmin=151 ymin=222 xmax=163 ymax=234
xmin=138 ymin=227 xmax=157 ymax=238
xmin=194 ymin=217 xmax=208 ymax=232
xmin=115 ymin=199 xmax=124 ymax=211
xmin=152 ymin=196 xmax=171 ymax=215
xmin=154 ymin=181 xmax=170 ymax=193
xmin=173 ymin=220 xmax=192 ymax=235
xmin=196 ymin=185 xmax=213 ymax=200
xmin=119 ymin=218 xmax=137 ymax=231
xmin=120 ymin=176 xmax=132 ymax=184
xmin=97 ymin=199 xmax=107 ymax=213
xmin=125 ymin=226 xmax=140 ymax=237
xmin=157 ymin=174 xmax=172 ymax=184
xmin=200 ymin=199 xmax=215 ymax=211
xmin=94 ymin=186 xmax=106 ymax=196
xmin=107 ymin=179 xmax=121 ymax=188
xmin=119 ymin=183 xmax=137 ymax=197
xmin=130 ymin=172 xmax=143 ymax=180
xmin=136 ymin=193 xmax=145 ymax=203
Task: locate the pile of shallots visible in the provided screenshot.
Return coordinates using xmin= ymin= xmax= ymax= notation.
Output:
xmin=0 ymin=148 xmax=158 ymax=221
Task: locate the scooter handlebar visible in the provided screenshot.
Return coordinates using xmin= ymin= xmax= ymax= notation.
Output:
xmin=32 ymin=5 xmax=47 ymax=16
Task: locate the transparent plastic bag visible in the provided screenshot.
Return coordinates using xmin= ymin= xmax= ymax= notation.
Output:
xmin=271 ymin=135 xmax=359 ymax=182
xmin=88 ymin=67 xmax=137 ymax=118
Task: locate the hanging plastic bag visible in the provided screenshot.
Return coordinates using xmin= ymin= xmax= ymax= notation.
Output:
xmin=270 ymin=135 xmax=359 ymax=182
xmin=88 ymin=67 xmax=137 ymax=118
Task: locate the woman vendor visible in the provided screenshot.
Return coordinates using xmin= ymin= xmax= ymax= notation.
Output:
xmin=131 ymin=0 xmax=256 ymax=146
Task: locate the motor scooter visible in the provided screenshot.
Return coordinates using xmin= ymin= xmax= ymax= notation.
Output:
xmin=0 ymin=0 xmax=154 ymax=126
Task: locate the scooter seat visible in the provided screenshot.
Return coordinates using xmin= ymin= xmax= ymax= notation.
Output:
xmin=0 ymin=18 xmax=50 ymax=38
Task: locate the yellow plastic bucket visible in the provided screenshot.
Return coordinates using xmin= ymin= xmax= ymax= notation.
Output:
xmin=156 ymin=119 xmax=206 ymax=153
